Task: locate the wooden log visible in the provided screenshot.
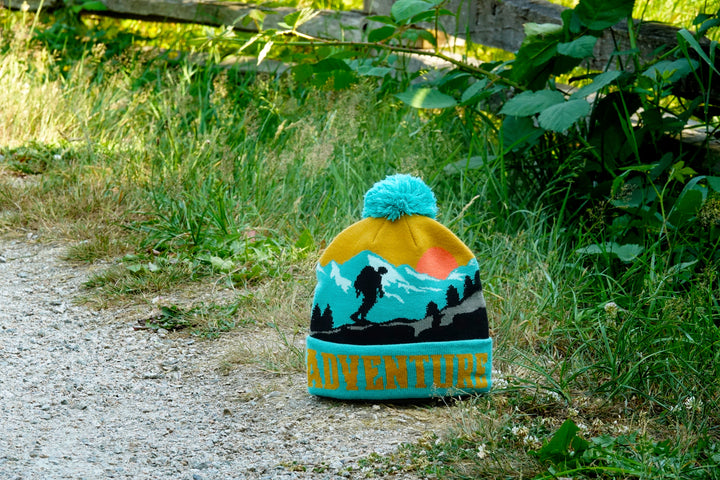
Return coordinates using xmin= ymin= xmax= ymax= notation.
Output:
xmin=1 ymin=0 xmax=370 ymax=41
xmin=6 ymin=0 xmax=719 ymax=103
xmin=7 ymin=0 xmax=714 ymax=64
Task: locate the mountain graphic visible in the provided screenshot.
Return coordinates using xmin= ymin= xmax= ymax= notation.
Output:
xmin=311 ymin=251 xmax=488 ymax=344
xmin=311 ymin=283 xmax=488 ymax=345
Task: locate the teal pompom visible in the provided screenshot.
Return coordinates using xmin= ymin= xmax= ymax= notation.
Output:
xmin=362 ymin=174 xmax=438 ymax=221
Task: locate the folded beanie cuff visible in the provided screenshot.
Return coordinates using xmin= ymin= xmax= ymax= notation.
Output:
xmin=306 ymin=335 xmax=492 ymax=400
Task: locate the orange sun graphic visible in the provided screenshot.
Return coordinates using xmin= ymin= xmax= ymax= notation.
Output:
xmin=415 ymin=247 xmax=459 ymax=280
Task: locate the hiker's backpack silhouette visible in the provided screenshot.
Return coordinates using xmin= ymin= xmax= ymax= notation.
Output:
xmin=350 ymin=266 xmax=387 ymax=323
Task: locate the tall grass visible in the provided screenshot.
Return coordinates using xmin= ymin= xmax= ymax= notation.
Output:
xmin=1 ymin=3 xmax=719 ymax=479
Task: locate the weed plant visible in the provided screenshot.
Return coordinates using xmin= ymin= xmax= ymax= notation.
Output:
xmin=1 ymin=1 xmax=719 ymax=478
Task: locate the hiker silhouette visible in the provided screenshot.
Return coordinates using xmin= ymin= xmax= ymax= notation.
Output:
xmin=350 ymin=266 xmax=388 ymax=323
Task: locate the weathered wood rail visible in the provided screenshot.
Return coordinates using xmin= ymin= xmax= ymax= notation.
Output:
xmin=2 ymin=0 xmax=709 ymax=63
xmin=3 ymin=0 xmax=718 ymax=102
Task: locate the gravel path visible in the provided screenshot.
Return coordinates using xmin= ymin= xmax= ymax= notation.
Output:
xmin=0 ymin=238 xmax=452 ymax=479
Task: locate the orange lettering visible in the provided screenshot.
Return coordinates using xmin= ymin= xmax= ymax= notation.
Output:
xmin=320 ymin=352 xmax=340 ymax=389
xmin=474 ymin=353 xmax=488 ymax=388
xmin=431 ymin=354 xmax=455 ymax=388
xmin=337 ymin=354 xmax=360 ymax=391
xmin=307 ymin=349 xmax=322 ymax=388
xmin=363 ymin=355 xmax=384 ymax=390
xmin=455 ymin=353 xmax=474 ymax=388
xmin=408 ymin=355 xmax=430 ymax=388
xmin=383 ymin=355 xmax=408 ymax=389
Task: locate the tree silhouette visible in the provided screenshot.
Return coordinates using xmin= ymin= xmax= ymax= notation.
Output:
xmin=446 ymin=285 xmax=460 ymax=307
xmin=311 ymin=303 xmax=334 ymax=331
xmin=320 ymin=305 xmax=334 ymax=331
xmin=311 ymin=304 xmax=323 ymax=331
xmin=463 ymin=275 xmax=476 ymax=299
xmin=426 ymin=301 xmax=441 ymax=329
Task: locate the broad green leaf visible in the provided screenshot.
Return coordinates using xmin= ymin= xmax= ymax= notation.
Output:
xmin=210 ymin=256 xmax=234 ymax=272
xmin=522 ymin=38 xmax=560 ymax=67
xmin=534 ymin=420 xmax=590 ymax=462
xmin=391 ymin=0 xmax=434 ymax=23
xmin=499 ymin=90 xmax=565 ymax=116
xmin=395 ymin=88 xmax=457 ymax=109
xmin=574 ymin=0 xmax=634 ymax=30
xmin=670 ymin=160 xmax=697 ymax=183
xmin=502 ymin=116 xmax=544 ymax=151
xmin=576 ymin=242 xmax=644 ymax=262
xmin=570 ymin=70 xmax=622 ymax=99
xmin=538 ymin=99 xmax=591 ymax=132
xmin=677 ymin=29 xmax=720 ymax=75
xmin=643 ymin=59 xmax=699 ymax=83
xmin=707 ymin=176 xmax=720 ymax=191
xmin=557 ymin=35 xmax=598 ymax=58
xmin=693 ymin=13 xmax=713 ymax=26
xmin=126 ymin=263 xmax=143 ymax=273
xmin=415 ymin=29 xmax=438 ymax=47
xmin=239 ymin=9 xmax=266 ymax=27
xmin=280 ymin=8 xmax=318 ymax=30
xmin=460 ymin=79 xmax=489 ymax=104
xmin=524 ymin=22 xmax=563 ymax=37
xmin=366 ymin=15 xmax=397 ymax=25
xmin=368 ymin=25 xmax=396 ymax=43
xmin=292 ymin=63 xmax=313 ymax=83
xmin=257 ymin=40 xmax=274 ymax=65
xmin=295 ymin=228 xmax=315 ymax=250
xmin=312 ymin=58 xmax=351 ymax=73
xmin=356 ymin=65 xmax=393 ymax=77
xmin=237 ymin=32 xmax=264 ymax=53
xmin=408 ymin=10 xmax=440 ymax=24
xmin=669 ymin=182 xmax=706 ymax=226
xmin=400 ymin=29 xmax=436 ymax=47
xmin=612 ymin=244 xmax=645 ymax=263
xmin=698 ymin=18 xmax=720 ymax=36
xmin=511 ymin=36 xmax=558 ymax=85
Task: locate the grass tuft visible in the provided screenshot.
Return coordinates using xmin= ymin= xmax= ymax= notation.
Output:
xmin=1 ymin=4 xmax=719 ymax=478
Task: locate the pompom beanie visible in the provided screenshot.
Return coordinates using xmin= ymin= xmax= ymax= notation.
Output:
xmin=306 ymin=174 xmax=492 ymax=400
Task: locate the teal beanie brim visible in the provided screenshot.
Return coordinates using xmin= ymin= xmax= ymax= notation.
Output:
xmin=306 ymin=336 xmax=492 ymax=400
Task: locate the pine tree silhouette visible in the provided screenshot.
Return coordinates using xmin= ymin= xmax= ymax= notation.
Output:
xmin=426 ymin=301 xmax=441 ymax=329
xmin=311 ymin=304 xmax=323 ymax=331
xmin=446 ymin=285 xmax=460 ymax=307
xmin=320 ymin=305 xmax=334 ymax=330
xmin=463 ymin=275 xmax=476 ymax=299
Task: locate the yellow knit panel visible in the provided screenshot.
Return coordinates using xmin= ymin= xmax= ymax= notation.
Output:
xmin=319 ymin=216 xmax=474 ymax=268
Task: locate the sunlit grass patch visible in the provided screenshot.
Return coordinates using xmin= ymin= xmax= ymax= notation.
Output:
xmin=1 ymin=5 xmax=719 ymax=478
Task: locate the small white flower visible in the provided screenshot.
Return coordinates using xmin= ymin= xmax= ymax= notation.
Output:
xmin=492 ymin=377 xmax=508 ymax=390
xmin=21 ymin=1 xmax=30 ymax=12
xmin=604 ymin=301 xmax=619 ymax=318
xmin=53 ymin=154 xmax=62 ymax=161
xmin=511 ymin=426 xmax=529 ymax=437
xmin=524 ymin=435 xmax=542 ymax=449
xmin=546 ymin=390 xmax=562 ymax=402
xmin=476 ymin=443 xmax=487 ymax=459
xmin=684 ymin=396 xmax=704 ymax=412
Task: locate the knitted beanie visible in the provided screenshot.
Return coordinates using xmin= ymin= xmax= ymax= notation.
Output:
xmin=306 ymin=174 xmax=492 ymax=400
